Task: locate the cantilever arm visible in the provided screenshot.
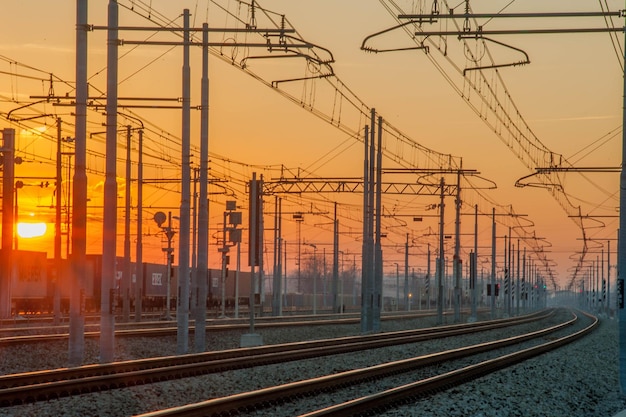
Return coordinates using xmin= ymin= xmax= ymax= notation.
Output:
xmin=460 ymin=36 xmax=530 ymax=75
xmin=361 ymin=20 xmax=429 ymax=53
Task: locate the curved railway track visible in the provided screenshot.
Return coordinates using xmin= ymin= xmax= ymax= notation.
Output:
xmin=130 ymin=308 xmax=597 ymax=417
xmin=0 ymin=310 xmax=552 ymax=407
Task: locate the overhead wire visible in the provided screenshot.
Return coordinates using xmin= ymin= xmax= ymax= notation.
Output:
xmin=598 ymin=0 xmax=624 ymax=72
xmin=377 ymin=0 xmax=623 ymax=288
xmin=127 ymin=0 xmax=556 ymax=265
xmin=2 ymin=0 xmax=590 ymax=275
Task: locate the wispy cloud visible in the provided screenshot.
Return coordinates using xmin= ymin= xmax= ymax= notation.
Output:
xmin=531 ymin=115 xmax=617 ymax=123
xmin=0 ymin=43 xmax=75 ymax=55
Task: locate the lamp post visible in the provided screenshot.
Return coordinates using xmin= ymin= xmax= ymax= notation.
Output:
xmin=154 ymin=211 xmax=175 ymax=320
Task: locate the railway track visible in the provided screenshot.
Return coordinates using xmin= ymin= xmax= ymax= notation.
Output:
xmin=0 ymin=310 xmax=551 ymax=407
xmin=0 ymin=310 xmax=480 ymax=344
xmin=130 ymin=308 xmax=596 ymax=417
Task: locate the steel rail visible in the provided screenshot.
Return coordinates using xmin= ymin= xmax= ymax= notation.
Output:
xmin=0 ymin=310 xmax=552 ymax=406
xmin=0 ymin=315 xmax=372 ymax=344
xmin=0 ymin=309 xmax=490 ymax=344
xmin=300 ymin=310 xmax=598 ymax=417
xmin=132 ymin=309 xmax=590 ymax=417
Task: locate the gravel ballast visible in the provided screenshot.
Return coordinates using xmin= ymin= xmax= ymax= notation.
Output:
xmin=0 ymin=312 xmax=624 ymax=417
xmin=380 ymin=317 xmax=626 ymax=417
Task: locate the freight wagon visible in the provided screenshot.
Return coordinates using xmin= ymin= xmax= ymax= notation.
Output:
xmin=10 ymin=251 xmax=255 ymax=316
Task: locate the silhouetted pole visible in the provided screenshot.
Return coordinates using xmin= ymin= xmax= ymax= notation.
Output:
xmin=177 ymin=8 xmax=191 ymax=355
xmin=99 ymin=0 xmax=118 ymax=365
xmin=522 ymin=247 xmax=528 ymax=312
xmin=333 ymin=202 xmax=339 ymax=313
xmin=0 ymin=129 xmax=14 ymax=319
xmin=516 ymin=239 xmax=520 ymax=315
xmin=194 ymin=22 xmax=209 ymax=352
xmin=453 ymin=170 xmax=461 ymax=322
xmin=470 ymin=204 xmax=478 ymax=321
xmin=427 ymin=243 xmax=431 ymax=309
xmin=54 ymin=119 xmax=62 ymax=325
xmin=373 ymin=114 xmax=383 ymax=332
xmin=404 ymin=233 xmax=409 ymax=310
xmin=135 ymin=130 xmax=143 ymax=322
xmin=491 ymin=207 xmax=496 ymax=319
xmin=272 ymin=196 xmax=281 ymax=316
xmin=504 ymin=233 xmax=509 ymax=316
xmin=606 ymin=240 xmax=611 ymax=318
xmin=437 ymin=177 xmax=445 ymax=325
xmin=360 ymin=124 xmax=372 ymax=332
xmin=122 ymin=125 xmax=131 ymax=322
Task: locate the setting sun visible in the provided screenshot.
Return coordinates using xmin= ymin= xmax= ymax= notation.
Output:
xmin=17 ymin=222 xmax=47 ymax=238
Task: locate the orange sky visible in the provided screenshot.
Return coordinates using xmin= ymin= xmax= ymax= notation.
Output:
xmin=1 ymin=0 xmax=622 ymax=290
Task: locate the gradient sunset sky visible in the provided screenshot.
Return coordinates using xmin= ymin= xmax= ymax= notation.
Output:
xmin=0 ymin=0 xmax=622 ymax=290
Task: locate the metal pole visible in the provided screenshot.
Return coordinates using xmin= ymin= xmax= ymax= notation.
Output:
xmin=516 ymin=239 xmax=520 ymax=315
xmin=259 ymin=193 xmax=265 ymax=316
xmin=522 ymin=247 xmax=526 ymax=312
xmin=504 ymin=233 xmax=509 ymax=316
xmin=368 ymin=110 xmax=376 ymax=329
xmin=165 ymin=212 xmax=173 ymax=321
xmin=360 ymin=125 xmax=370 ymax=332
xmin=606 ymin=240 xmax=611 ymax=318
xmin=190 ymin=169 xmax=197 ymax=320
xmin=597 ymin=256 xmax=601 ymax=312
xmin=220 ymin=209 xmax=228 ymax=319
xmin=373 ymin=114 xmax=383 ymax=332
xmin=13 ymin=186 xmax=18 ymax=251
xmin=194 ymin=22 xmax=209 ymax=352
xmin=235 ymin=240 xmax=240 ymax=318
xmin=54 ymin=119 xmax=62 ymax=325
xmin=602 ymin=248 xmax=606 ymax=314
xmin=333 ymin=205 xmax=339 ymax=313
xmin=453 ymin=170 xmax=461 ymax=322
xmin=277 ymin=198 xmax=283 ymax=315
xmin=530 ymin=259 xmax=534 ymax=309
xmin=98 ymin=0 xmax=116 ymax=365
xmin=70 ymin=0 xmax=89 ymax=366
xmin=297 ymin=218 xmax=301 ymax=294
xmin=1 ymin=129 xmax=14 ymax=319
xmin=471 ymin=204 xmax=477 ymax=321
xmin=122 ymin=125 xmax=131 ymax=323
xmin=323 ymin=248 xmax=327 ymax=308
xmin=313 ymin=246 xmax=317 ymax=315
xmin=404 ymin=233 xmax=409 ymax=310
xmin=272 ymin=196 xmax=281 ymax=316
xmin=437 ymin=177 xmax=445 ymax=324
xmin=395 ymin=263 xmax=399 ymax=311
xmin=491 ymin=207 xmax=496 ymax=319
xmin=284 ymin=240 xmax=287 ymax=311
xmin=368 ymin=113 xmax=376 ymax=329
xmin=177 ymin=8 xmax=191 ymax=355
xmin=135 ymin=130 xmax=143 ymax=322
xmin=249 ymin=173 xmax=258 ymax=333
xmin=427 ymin=243 xmax=431 ymax=310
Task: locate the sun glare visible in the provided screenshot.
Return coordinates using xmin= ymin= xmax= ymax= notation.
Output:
xmin=17 ymin=222 xmax=47 ymax=238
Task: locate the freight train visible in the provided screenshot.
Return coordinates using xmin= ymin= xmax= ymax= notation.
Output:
xmin=8 ymin=249 xmax=254 ymax=316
